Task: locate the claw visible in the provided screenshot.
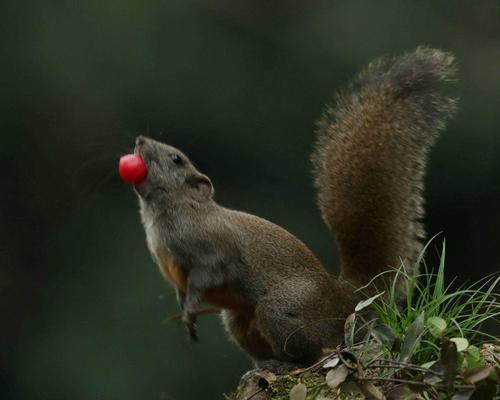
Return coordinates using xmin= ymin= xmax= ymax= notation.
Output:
xmin=182 ymin=313 xmax=199 ymax=342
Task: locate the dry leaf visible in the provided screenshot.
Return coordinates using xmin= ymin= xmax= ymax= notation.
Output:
xmin=326 ymin=365 xmax=349 ymax=389
xmin=355 ymin=292 xmax=385 ymax=312
xmin=464 ymin=365 xmax=493 ymax=384
xmin=386 ymin=384 xmax=419 ymax=400
xmin=289 ymin=383 xmax=307 ymax=400
xmin=344 ymin=314 xmax=356 ymax=348
xmin=323 ymin=356 xmax=340 ymax=369
xmin=358 ymin=381 xmax=385 ymax=400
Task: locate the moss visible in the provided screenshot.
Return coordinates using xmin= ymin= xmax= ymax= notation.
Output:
xmin=227 ymin=371 xmax=363 ymax=400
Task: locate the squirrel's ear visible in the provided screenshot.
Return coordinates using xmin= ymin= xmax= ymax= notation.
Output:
xmin=186 ymin=174 xmax=214 ymax=201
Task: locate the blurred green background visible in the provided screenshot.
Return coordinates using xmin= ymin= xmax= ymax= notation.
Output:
xmin=1 ymin=0 xmax=499 ymax=399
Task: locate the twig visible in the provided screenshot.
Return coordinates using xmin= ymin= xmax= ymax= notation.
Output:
xmin=338 ymin=349 xmax=361 ymax=370
xmin=166 ymin=307 xmax=221 ymax=322
xmin=289 ymin=340 xmax=382 ymax=376
xmin=243 ymin=387 xmax=266 ymax=400
xmin=289 ymin=349 xmax=340 ymax=376
xmin=356 ymin=376 xmax=475 ymax=391
xmin=366 ymin=359 xmax=444 ymax=376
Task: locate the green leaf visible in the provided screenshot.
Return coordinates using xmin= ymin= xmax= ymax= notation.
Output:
xmin=427 ymin=316 xmax=447 ymax=337
xmin=458 ymin=353 xmax=466 ymax=369
xmin=399 ymin=311 xmax=425 ymax=363
xmin=420 ymin=360 xmax=436 ymax=369
xmin=465 ymin=345 xmax=483 ymax=368
xmin=371 ymin=324 xmax=396 ymax=350
xmin=450 ymin=337 xmax=469 ymax=352
xmin=432 ymin=240 xmax=446 ymax=301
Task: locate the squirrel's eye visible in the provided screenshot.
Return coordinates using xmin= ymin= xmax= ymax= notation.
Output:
xmin=169 ymin=154 xmax=183 ymax=164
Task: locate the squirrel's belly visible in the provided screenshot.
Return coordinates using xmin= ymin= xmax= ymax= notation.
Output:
xmin=203 ymin=288 xmax=250 ymax=310
xmin=144 ymin=224 xmax=188 ymax=290
xmin=155 ymin=249 xmax=187 ymax=291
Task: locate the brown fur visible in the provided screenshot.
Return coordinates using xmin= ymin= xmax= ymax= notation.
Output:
xmin=311 ymin=46 xmax=457 ymax=295
xmin=158 ymin=255 xmax=188 ymax=291
xmin=222 ymin=309 xmax=274 ymax=360
xmin=203 ymin=287 xmax=249 ymax=310
xmin=133 ymin=47 xmax=458 ymax=371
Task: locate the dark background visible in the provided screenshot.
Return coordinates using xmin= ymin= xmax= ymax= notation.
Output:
xmin=1 ymin=1 xmax=499 ymax=399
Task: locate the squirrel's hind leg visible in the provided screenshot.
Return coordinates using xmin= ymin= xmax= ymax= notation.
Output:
xmin=181 ymin=275 xmax=203 ymax=342
xmin=254 ymin=297 xmax=323 ymax=367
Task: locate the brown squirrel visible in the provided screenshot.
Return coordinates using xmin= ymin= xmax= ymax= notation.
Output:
xmin=131 ymin=47 xmax=457 ymax=371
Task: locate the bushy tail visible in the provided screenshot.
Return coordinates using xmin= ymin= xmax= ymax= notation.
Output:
xmin=311 ymin=47 xmax=457 ymax=291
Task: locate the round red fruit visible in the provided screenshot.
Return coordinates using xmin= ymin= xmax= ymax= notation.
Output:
xmin=118 ymin=154 xmax=148 ymax=184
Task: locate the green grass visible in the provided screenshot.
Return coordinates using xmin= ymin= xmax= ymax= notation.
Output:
xmin=229 ymin=238 xmax=499 ymax=400
xmin=371 ymin=237 xmax=500 ymax=365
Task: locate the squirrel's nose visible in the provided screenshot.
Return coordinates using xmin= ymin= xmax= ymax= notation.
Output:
xmin=136 ymin=136 xmax=146 ymax=146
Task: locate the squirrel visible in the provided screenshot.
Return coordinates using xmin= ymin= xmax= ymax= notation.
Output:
xmin=131 ymin=47 xmax=457 ymax=371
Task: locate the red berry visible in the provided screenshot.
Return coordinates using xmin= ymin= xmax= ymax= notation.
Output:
xmin=118 ymin=154 xmax=148 ymax=184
